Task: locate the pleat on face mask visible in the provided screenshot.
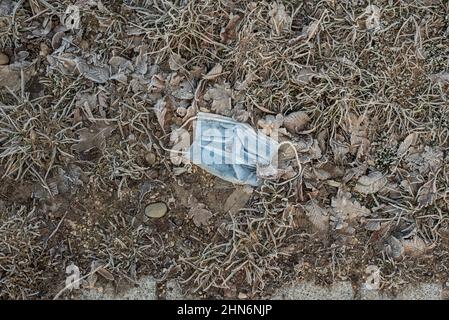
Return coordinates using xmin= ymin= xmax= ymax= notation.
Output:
xmin=188 ymin=112 xmax=279 ymax=186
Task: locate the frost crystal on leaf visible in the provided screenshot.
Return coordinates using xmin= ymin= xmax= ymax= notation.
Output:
xmin=304 ymin=199 xmax=329 ymax=232
xmin=354 ymin=171 xmax=387 ymax=194
xmin=204 ymin=83 xmax=233 ymax=116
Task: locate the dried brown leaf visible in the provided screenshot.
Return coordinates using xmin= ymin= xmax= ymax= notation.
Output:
xmin=303 ymin=199 xmax=329 ymax=232
xmin=354 ymin=171 xmax=387 ymax=194
xmin=109 ymin=56 xmax=134 ymax=74
xmin=169 ymin=129 xmax=190 ymax=166
xmin=345 ymin=113 xmax=370 ymax=157
xmin=48 ymin=54 xmax=78 ymax=75
xmin=387 ymin=235 xmax=404 ymax=259
xmin=258 ymin=114 xmax=284 ymax=136
xmin=97 ymin=267 xmax=114 ymax=281
xmin=235 ymin=72 xmax=255 ymax=91
xmin=71 ymin=123 xmax=114 ymax=153
xmin=331 ymin=190 xmax=371 ymax=222
xmin=203 ymin=64 xmax=223 ymax=80
xmin=204 ymin=83 xmax=232 ymax=116
xmin=76 ymin=60 xmax=110 ymax=83
xmin=342 ymin=164 xmax=368 ymax=184
xmin=313 ymin=163 xmax=344 ymax=181
xmin=51 ymin=31 xmax=65 ymax=50
xmin=402 ymin=236 xmax=428 ymax=257
xmin=0 ymin=63 xmax=33 ymax=92
xmin=171 ymin=80 xmax=194 ymax=100
xmin=220 ymin=14 xmax=242 ymax=43
xmin=397 ymin=132 xmax=417 ymax=157
xmin=188 ymin=196 xmax=213 ymax=227
xmin=283 ymin=111 xmax=310 ymax=134
xmin=365 ymin=221 xmax=381 ymax=231
xmin=223 ymin=185 xmax=253 ymax=214
xmin=329 ymin=137 xmax=350 ymax=164
xmin=149 ymin=74 xmax=166 ymax=92
xmin=169 ymin=53 xmax=186 ymax=71
xmin=405 ymin=146 xmax=443 ymax=174
xmin=134 ymin=45 xmax=149 ymax=75
xmin=154 ymin=98 xmax=168 ymax=132
xmin=417 ymin=179 xmax=437 ymax=208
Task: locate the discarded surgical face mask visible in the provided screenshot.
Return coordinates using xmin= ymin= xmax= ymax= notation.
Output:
xmin=187 ymin=112 xmax=279 ymax=186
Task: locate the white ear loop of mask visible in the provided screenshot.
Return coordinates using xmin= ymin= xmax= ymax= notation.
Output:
xmin=266 ymin=140 xmax=303 ymax=186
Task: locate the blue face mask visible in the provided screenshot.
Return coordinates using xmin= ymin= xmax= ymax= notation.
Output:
xmin=188 ymin=112 xmax=279 ymax=186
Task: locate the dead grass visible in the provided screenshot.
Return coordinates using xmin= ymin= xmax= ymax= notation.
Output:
xmin=0 ymin=204 xmax=50 ymax=299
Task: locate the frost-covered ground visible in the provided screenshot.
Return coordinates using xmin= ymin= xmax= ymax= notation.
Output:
xmin=1 ymin=0 xmax=449 ymax=299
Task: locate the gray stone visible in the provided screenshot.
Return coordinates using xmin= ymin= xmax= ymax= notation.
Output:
xmin=145 ymin=202 xmax=167 ymax=218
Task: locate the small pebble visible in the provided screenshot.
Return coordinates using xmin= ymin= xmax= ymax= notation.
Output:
xmin=145 ymin=202 xmax=167 ymax=218
xmin=0 ymin=53 xmax=9 ymax=65
xmin=145 ymin=152 xmax=157 ymax=166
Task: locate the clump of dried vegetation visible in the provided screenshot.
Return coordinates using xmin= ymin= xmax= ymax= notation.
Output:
xmin=1 ymin=0 xmax=449 ymax=299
